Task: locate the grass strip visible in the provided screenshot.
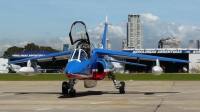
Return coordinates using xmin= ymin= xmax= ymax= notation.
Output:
xmin=0 ymin=73 xmax=200 ymax=81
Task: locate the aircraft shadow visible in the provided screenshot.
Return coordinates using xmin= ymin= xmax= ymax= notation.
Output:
xmin=4 ymin=91 xmax=180 ymax=98
xmin=58 ymin=91 xmax=180 ymax=98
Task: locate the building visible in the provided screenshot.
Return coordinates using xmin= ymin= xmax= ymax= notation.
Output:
xmin=98 ymin=39 xmax=111 ymax=49
xmin=158 ymin=37 xmax=180 ymax=48
xmin=0 ymin=58 xmax=9 ymax=73
xmin=127 ymin=14 xmax=142 ymax=49
xmin=63 ymin=44 xmax=69 ymax=51
xmin=122 ymin=37 xmax=127 ymax=49
xmin=4 ymin=51 xmax=68 ymax=73
xmin=121 ymin=15 xmax=200 ymax=73
xmin=123 ymin=48 xmax=200 ymax=73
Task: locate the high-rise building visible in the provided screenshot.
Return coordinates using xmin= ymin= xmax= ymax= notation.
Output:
xmin=188 ymin=40 xmax=194 ymax=49
xmin=127 ymin=14 xmax=142 ymax=49
xmin=122 ymin=37 xmax=127 ymax=49
xmin=63 ymin=44 xmax=69 ymax=51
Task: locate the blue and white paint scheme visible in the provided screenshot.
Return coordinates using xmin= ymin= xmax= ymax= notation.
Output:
xmin=8 ymin=17 xmax=189 ymax=97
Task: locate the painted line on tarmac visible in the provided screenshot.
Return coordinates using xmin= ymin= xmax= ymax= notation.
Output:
xmin=0 ymin=94 xmax=13 ymax=97
xmin=175 ymin=90 xmax=200 ymax=95
xmin=128 ymin=97 xmax=146 ymax=100
xmin=35 ymin=106 xmax=66 ymax=111
xmin=90 ymin=101 xmax=110 ymax=104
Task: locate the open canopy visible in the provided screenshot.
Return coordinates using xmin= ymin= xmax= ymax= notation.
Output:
xmin=69 ymin=21 xmax=90 ymax=45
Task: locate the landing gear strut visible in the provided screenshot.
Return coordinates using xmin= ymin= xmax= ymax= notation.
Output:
xmin=108 ymin=73 xmax=125 ymax=94
xmin=62 ymin=79 xmax=77 ymax=97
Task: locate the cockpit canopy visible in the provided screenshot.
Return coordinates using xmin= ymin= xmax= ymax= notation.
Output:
xmin=69 ymin=21 xmax=90 ymax=45
xmin=70 ymin=49 xmax=88 ymax=62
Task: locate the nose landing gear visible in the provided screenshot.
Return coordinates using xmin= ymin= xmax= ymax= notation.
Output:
xmin=62 ymin=81 xmax=69 ymax=94
xmin=62 ymin=79 xmax=77 ymax=97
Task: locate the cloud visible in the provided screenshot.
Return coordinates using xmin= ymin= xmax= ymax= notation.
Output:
xmin=14 ymin=41 xmax=28 ymax=47
xmin=0 ymin=44 xmax=12 ymax=55
xmin=1 ymin=13 xmax=200 ymax=56
xmin=88 ymin=22 xmax=126 ymax=50
xmin=42 ymin=37 xmax=71 ymax=51
xmin=0 ymin=38 xmax=71 ymax=56
xmin=140 ymin=13 xmax=200 ymax=48
xmin=141 ymin=13 xmax=160 ymax=21
xmin=88 ymin=13 xmax=200 ymax=50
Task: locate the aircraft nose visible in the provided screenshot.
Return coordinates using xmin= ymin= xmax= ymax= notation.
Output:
xmin=65 ymin=71 xmax=71 ymax=76
xmin=65 ymin=61 xmax=80 ymax=75
xmin=65 ymin=67 xmax=73 ymax=76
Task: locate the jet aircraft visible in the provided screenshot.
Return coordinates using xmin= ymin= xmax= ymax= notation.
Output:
xmin=8 ymin=18 xmax=189 ymax=97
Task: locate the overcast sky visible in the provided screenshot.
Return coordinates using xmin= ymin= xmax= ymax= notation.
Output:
xmin=0 ymin=0 xmax=200 ymax=56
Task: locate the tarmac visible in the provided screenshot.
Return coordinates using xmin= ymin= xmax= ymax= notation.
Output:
xmin=0 ymin=81 xmax=200 ymax=112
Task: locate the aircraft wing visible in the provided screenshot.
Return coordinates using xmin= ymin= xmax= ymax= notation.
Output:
xmin=8 ymin=50 xmax=73 ymax=64
xmin=110 ymin=60 xmax=147 ymax=67
xmin=93 ymin=48 xmax=189 ymax=63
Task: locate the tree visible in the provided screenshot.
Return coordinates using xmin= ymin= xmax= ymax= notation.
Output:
xmin=24 ymin=43 xmax=39 ymax=51
xmin=39 ymin=46 xmax=60 ymax=52
xmin=3 ymin=46 xmax=24 ymax=56
xmin=3 ymin=43 xmax=60 ymax=56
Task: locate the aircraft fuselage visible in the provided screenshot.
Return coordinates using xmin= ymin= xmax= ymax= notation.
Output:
xmin=64 ymin=49 xmax=114 ymax=80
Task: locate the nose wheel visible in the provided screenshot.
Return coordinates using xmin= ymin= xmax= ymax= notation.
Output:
xmin=62 ymin=81 xmax=69 ymax=94
xmin=69 ymin=89 xmax=76 ymax=97
xmin=62 ymin=79 xmax=77 ymax=97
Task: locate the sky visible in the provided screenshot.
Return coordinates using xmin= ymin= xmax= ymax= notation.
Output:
xmin=0 ymin=0 xmax=200 ymax=56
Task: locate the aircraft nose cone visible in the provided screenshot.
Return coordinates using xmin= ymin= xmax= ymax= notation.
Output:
xmin=65 ymin=61 xmax=80 ymax=75
xmin=65 ymin=71 xmax=71 ymax=76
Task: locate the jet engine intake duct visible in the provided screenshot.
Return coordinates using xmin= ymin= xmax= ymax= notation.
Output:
xmin=97 ymin=62 xmax=104 ymax=74
xmin=91 ymin=61 xmax=106 ymax=80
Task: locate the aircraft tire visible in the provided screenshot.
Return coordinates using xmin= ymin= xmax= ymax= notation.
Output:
xmin=69 ymin=89 xmax=76 ymax=97
xmin=119 ymin=81 xmax=125 ymax=94
xmin=62 ymin=81 xmax=69 ymax=94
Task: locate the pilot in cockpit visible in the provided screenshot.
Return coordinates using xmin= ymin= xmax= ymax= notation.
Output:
xmin=70 ymin=49 xmax=88 ymax=62
xmin=81 ymin=43 xmax=90 ymax=58
xmin=72 ymin=50 xmax=79 ymax=60
xmin=80 ymin=50 xmax=88 ymax=61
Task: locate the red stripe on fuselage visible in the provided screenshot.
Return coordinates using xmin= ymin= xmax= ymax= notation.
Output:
xmin=66 ymin=71 xmax=110 ymax=80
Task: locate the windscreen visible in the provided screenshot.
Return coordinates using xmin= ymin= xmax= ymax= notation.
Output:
xmin=69 ymin=21 xmax=90 ymax=45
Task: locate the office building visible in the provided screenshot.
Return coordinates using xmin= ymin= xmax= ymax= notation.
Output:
xmin=63 ymin=44 xmax=69 ymax=51
xmin=127 ymin=14 xmax=142 ymax=49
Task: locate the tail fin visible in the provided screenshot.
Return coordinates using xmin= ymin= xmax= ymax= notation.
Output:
xmin=156 ymin=59 xmax=160 ymax=66
xmin=102 ymin=16 xmax=109 ymax=49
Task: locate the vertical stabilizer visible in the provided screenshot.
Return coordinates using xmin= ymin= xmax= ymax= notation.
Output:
xmin=156 ymin=59 xmax=160 ymax=66
xmin=102 ymin=16 xmax=108 ymax=49
xmin=105 ymin=15 xmax=108 ymax=23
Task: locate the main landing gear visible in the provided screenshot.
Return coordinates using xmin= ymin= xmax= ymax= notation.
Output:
xmin=62 ymin=73 xmax=125 ymax=97
xmin=62 ymin=79 xmax=77 ymax=97
xmin=108 ymin=73 xmax=125 ymax=94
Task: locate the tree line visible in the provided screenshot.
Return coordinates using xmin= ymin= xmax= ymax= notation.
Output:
xmin=3 ymin=43 xmax=60 ymax=56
